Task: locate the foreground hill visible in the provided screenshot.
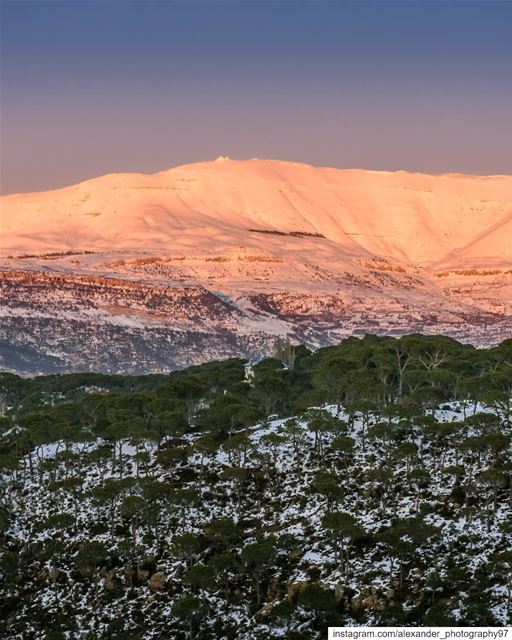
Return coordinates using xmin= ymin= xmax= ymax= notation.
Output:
xmin=1 ymin=336 xmax=511 ymax=637
xmin=1 ymin=158 xmax=512 ymax=373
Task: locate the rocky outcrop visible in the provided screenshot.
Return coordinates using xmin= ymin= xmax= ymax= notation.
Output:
xmin=351 ymin=586 xmax=394 ymax=612
xmin=148 ymin=571 xmax=166 ymax=592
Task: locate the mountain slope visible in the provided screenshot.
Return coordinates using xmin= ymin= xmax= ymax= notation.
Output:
xmin=1 ymin=158 xmax=511 ymax=373
xmin=3 ymin=158 xmax=512 ymax=264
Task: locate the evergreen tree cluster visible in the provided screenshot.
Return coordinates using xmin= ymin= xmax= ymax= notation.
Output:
xmin=0 ymin=334 xmax=511 ymax=638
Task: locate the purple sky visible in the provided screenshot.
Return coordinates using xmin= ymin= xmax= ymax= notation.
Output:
xmin=1 ymin=0 xmax=511 ymax=194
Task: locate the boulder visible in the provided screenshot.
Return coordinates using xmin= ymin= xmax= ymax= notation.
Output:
xmin=351 ymin=586 xmax=388 ymax=612
xmin=255 ymin=602 xmax=274 ymax=622
xmin=123 ymin=560 xmax=135 ymax=585
xmin=104 ymin=569 xmax=122 ymax=593
xmin=136 ymin=566 xmax=150 ymax=582
xmin=37 ymin=569 xmax=48 ymax=583
xmin=48 ymin=566 xmax=60 ymax=582
xmin=137 ymin=556 xmax=156 ymax=582
xmin=334 ymin=584 xmax=345 ymax=602
xmin=287 ymin=580 xmax=308 ymax=600
xmin=148 ymin=571 xmax=166 ymax=592
xmin=266 ymin=575 xmax=280 ymax=601
xmin=288 ymin=548 xmax=302 ymax=561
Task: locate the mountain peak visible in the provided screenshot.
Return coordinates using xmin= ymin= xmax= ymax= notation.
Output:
xmin=2 ymin=158 xmax=511 ymax=268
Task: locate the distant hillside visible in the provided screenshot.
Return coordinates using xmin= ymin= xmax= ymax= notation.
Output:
xmin=1 ymin=158 xmax=511 ymax=373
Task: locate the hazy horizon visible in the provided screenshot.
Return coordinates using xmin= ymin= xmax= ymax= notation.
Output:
xmin=1 ymin=0 xmax=512 ymax=194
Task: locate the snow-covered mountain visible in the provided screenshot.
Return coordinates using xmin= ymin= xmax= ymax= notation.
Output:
xmin=1 ymin=158 xmax=511 ymax=373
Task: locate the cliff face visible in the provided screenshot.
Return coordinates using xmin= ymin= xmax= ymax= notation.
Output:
xmin=1 ymin=158 xmax=511 ymax=373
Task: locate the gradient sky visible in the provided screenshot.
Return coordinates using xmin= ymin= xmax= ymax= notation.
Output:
xmin=1 ymin=0 xmax=511 ymax=194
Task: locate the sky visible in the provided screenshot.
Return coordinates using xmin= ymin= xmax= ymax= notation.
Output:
xmin=1 ymin=0 xmax=511 ymax=194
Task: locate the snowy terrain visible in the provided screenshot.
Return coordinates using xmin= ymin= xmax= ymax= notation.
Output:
xmin=1 ymin=401 xmax=511 ymax=638
xmin=1 ymin=158 xmax=511 ymax=373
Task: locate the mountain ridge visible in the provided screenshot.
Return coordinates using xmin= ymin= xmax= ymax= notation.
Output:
xmin=1 ymin=158 xmax=511 ymax=373
xmin=3 ymin=157 xmax=511 ymax=268
xmin=4 ymin=156 xmax=511 ymax=199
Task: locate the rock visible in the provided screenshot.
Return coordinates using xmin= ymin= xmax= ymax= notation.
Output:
xmin=266 ymin=576 xmax=280 ymax=600
xmin=104 ymin=569 xmax=122 ymax=592
xmin=37 ymin=569 xmax=48 ymax=583
xmin=124 ymin=560 xmax=136 ymax=586
xmin=140 ymin=555 xmax=157 ymax=570
xmin=255 ymin=602 xmax=274 ymax=622
xmin=288 ymin=548 xmax=302 ymax=561
xmin=136 ymin=566 xmax=150 ymax=582
xmin=351 ymin=588 xmax=388 ymax=612
xmin=137 ymin=556 xmax=156 ymax=582
xmin=148 ymin=571 xmax=166 ymax=592
xmin=334 ymin=584 xmax=345 ymax=602
xmin=48 ymin=566 xmax=60 ymax=582
xmin=367 ymin=594 xmax=387 ymax=612
xmin=287 ymin=580 xmax=308 ymax=600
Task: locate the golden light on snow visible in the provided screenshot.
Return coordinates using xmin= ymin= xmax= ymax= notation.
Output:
xmin=2 ymin=157 xmax=511 ymax=270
